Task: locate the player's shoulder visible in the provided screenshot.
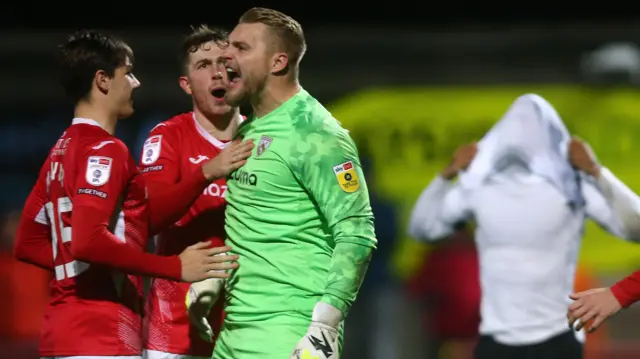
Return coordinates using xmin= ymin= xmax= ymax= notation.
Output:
xmin=144 ymin=112 xmax=192 ymax=152
xmin=87 ymin=136 xmax=127 ymax=152
xmin=65 ymin=126 xmax=128 ymax=157
xmin=85 ymin=138 xmax=130 ymax=165
xmin=296 ymin=105 xmax=351 ymax=143
xmin=64 ymin=135 xmax=129 ymax=182
xmin=150 ymin=112 xmax=192 ymax=134
xmin=289 ymin=94 xmax=345 ymax=133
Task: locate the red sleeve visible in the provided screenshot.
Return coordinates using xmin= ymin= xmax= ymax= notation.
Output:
xmin=610 ymin=271 xmax=640 ymax=308
xmin=71 ymin=140 xmax=182 ymax=280
xmin=138 ymin=124 xmax=210 ymax=234
xmin=14 ymin=158 xmax=54 ymax=270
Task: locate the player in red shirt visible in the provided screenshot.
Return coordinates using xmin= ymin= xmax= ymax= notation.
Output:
xmin=13 ymin=30 xmax=251 ymax=359
xmin=141 ymin=25 xmax=245 ymax=359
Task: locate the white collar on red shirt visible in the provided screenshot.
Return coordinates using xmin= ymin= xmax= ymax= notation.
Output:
xmin=71 ymin=117 xmax=104 ymax=129
xmin=192 ymin=112 xmax=242 ymax=150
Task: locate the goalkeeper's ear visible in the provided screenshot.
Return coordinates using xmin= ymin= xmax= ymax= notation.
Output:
xmin=270 ymin=51 xmax=289 ymax=76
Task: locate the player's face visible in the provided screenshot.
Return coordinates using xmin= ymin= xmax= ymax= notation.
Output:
xmin=111 ymin=57 xmax=140 ymax=119
xmin=224 ymin=22 xmax=273 ymax=106
xmin=180 ymin=41 xmax=234 ymax=117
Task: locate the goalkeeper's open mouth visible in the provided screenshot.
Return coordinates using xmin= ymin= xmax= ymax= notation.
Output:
xmin=225 ymin=66 xmax=241 ymax=86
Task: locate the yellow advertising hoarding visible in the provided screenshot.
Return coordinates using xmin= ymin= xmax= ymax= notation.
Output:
xmin=329 ymin=86 xmax=640 ymax=277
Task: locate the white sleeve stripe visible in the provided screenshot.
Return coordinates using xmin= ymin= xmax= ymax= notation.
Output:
xmin=35 ymin=205 xmax=49 ymax=225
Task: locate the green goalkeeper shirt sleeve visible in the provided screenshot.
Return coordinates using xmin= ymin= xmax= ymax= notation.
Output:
xmin=294 ymin=120 xmax=377 ymax=315
xmin=322 ymin=242 xmax=374 ymax=316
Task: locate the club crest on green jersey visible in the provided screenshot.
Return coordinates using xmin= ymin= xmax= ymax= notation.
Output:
xmin=257 ymin=135 xmax=273 ymax=157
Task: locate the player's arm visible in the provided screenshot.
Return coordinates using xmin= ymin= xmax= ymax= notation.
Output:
xmin=296 ymin=126 xmax=377 ymax=324
xmin=407 ymin=177 xmax=471 ymax=241
xmin=141 ymin=125 xmax=254 ymax=234
xmin=408 ymin=143 xmax=476 ymax=241
xmin=290 ymin=125 xmax=375 ymax=357
xmin=138 ymin=125 xmax=209 ymax=234
xmin=70 ymin=141 xmax=184 ymax=280
xmin=584 ymin=168 xmax=640 ymax=242
xmin=569 ymin=137 xmax=640 ymax=241
xmin=14 ymin=158 xmax=54 ymax=270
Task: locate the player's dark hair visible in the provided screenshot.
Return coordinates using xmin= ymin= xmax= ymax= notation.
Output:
xmin=57 ymin=30 xmax=134 ymax=104
xmin=179 ymin=25 xmax=229 ymax=74
xmin=239 ymin=7 xmax=306 ymax=77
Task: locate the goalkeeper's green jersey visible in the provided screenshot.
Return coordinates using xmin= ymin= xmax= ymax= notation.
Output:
xmin=224 ymin=88 xmax=377 ymax=325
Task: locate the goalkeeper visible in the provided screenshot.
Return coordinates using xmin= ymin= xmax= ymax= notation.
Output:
xmin=186 ymin=7 xmax=377 ymax=359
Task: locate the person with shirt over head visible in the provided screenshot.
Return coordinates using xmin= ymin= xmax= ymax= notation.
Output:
xmin=408 ymin=93 xmax=640 ymax=359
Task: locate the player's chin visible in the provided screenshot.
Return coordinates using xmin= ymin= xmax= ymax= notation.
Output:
xmin=118 ymin=104 xmax=135 ymax=120
xmin=224 ymin=88 xmax=245 ymax=107
xmin=211 ymin=103 xmax=234 ymax=116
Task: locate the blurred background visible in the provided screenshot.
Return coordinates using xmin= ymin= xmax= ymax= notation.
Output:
xmin=3 ymin=3 xmax=640 ymax=359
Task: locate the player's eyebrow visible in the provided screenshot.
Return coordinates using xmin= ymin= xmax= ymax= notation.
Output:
xmin=231 ymin=40 xmax=250 ymax=49
xmin=194 ymin=58 xmax=213 ymax=67
xmin=216 ymin=56 xmax=227 ymax=65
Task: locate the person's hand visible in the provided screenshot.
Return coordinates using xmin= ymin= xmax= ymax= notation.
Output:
xmin=568 ymin=137 xmax=600 ymax=178
xmin=290 ymin=302 xmax=342 ymax=359
xmin=441 ymin=142 xmax=477 ymax=180
xmin=185 ymin=275 xmax=225 ymax=342
xmin=179 ymin=242 xmax=238 ymax=282
xmin=290 ymin=322 xmax=339 ymax=359
xmin=201 ymin=139 xmax=254 ymax=181
xmin=567 ymin=287 xmax=622 ymax=333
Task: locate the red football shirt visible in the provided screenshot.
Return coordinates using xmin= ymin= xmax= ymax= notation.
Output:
xmin=14 ymin=118 xmax=182 ymax=357
xmin=141 ymin=112 xmax=231 ymax=356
